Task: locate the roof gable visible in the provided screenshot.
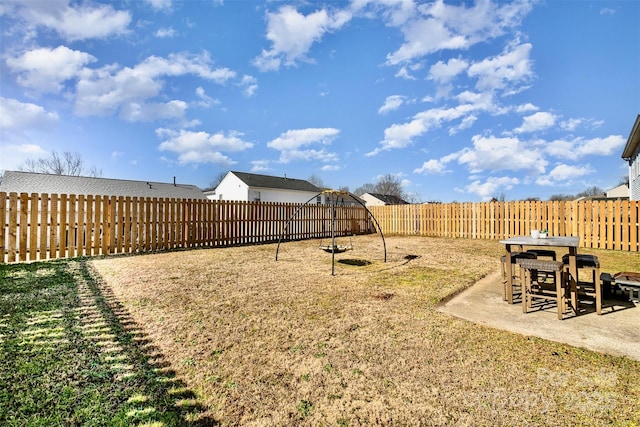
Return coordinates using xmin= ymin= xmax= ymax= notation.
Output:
xmin=230 ymin=171 xmax=320 ymax=193
xmin=0 ymin=171 xmax=206 ymax=199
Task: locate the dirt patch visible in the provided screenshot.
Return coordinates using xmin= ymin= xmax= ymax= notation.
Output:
xmin=90 ymin=235 xmax=640 ymax=425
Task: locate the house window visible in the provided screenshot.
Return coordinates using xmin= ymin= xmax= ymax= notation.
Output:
xmin=254 ymin=191 xmax=261 ymax=202
xmin=316 ymin=195 xmax=322 ymax=205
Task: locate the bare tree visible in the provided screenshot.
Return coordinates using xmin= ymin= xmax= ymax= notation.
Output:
xmin=492 ymin=193 xmax=506 ymax=202
xmin=205 ymin=171 xmax=228 ymax=191
xmin=374 ymin=174 xmax=406 ymax=200
xmin=20 ymin=151 xmax=101 ymax=177
xmin=354 ymin=182 xmax=375 ymax=196
xmin=549 ymin=194 xmax=574 ymax=201
xmin=354 ymin=174 xmax=407 ymax=200
xmin=307 ymin=174 xmax=325 ymax=189
xmin=576 ymin=186 xmax=605 ymax=198
xmin=618 ymin=175 xmax=630 ymax=186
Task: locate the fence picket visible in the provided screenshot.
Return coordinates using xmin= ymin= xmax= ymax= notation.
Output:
xmin=30 ymin=193 xmax=38 ymax=259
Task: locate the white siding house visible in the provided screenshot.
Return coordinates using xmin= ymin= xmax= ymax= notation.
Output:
xmin=622 ymin=114 xmax=640 ymax=201
xmin=206 ymin=171 xmax=322 ymax=204
xmin=361 ymin=192 xmax=408 ymax=206
xmin=605 ymin=183 xmax=629 ymax=199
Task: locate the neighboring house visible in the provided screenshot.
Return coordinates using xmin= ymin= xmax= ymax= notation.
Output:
xmin=605 ymin=183 xmax=629 ymax=199
xmin=206 ymin=171 xmax=322 ymax=204
xmin=361 ymin=192 xmax=409 ymax=206
xmin=0 ymin=170 xmax=206 ymax=199
xmin=622 ymin=114 xmax=640 ymax=201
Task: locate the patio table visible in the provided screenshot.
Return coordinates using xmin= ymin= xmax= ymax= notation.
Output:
xmin=499 ymin=236 xmax=579 ymax=311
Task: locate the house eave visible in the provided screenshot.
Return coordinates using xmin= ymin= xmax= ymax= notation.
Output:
xmin=622 ymin=114 xmax=640 ymax=160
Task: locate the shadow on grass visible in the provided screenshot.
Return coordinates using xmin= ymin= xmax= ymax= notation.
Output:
xmin=0 ymin=259 xmax=218 ymax=426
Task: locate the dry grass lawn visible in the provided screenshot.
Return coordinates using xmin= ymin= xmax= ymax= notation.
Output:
xmin=90 ymin=235 xmax=640 ymax=426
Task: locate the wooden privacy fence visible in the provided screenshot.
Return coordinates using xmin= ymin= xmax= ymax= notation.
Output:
xmin=3 ymin=194 xmax=639 ymax=263
xmin=370 ymin=200 xmax=640 ymax=252
xmin=1 ymin=192 xmax=373 ymax=263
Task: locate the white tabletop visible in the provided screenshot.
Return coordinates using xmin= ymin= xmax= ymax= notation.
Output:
xmin=499 ymin=236 xmax=579 ymax=247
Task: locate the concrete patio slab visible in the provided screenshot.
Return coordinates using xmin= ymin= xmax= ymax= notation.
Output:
xmin=437 ymin=271 xmax=640 ymax=361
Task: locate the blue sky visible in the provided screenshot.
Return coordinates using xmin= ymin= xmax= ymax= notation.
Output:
xmin=1 ymin=0 xmax=638 ymax=202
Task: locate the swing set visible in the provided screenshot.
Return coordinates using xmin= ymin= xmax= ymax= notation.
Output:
xmin=275 ymin=190 xmax=386 ymax=275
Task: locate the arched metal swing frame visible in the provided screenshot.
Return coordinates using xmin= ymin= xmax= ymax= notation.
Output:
xmin=275 ymin=190 xmax=387 ymax=275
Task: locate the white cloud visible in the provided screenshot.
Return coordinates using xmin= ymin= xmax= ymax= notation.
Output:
xmin=414 ymin=159 xmax=449 ymax=175
xmin=194 ymin=87 xmax=220 ymax=108
xmin=6 ymin=45 xmax=96 ymax=93
xmin=428 ymin=57 xmax=468 ymax=84
xmin=467 ymin=42 xmax=533 ymax=94
xmin=8 ymin=0 xmax=131 ymax=41
xmin=378 ymin=95 xmax=406 ymax=114
xmin=145 ymin=0 xmax=173 ymax=12
xmin=267 ymin=127 xmax=340 ymax=163
xmin=134 ymin=52 xmax=235 ymax=83
xmin=514 ymin=111 xmax=556 ymax=133
xmin=575 ymin=135 xmax=626 ymax=156
xmin=544 ymin=135 xmax=626 ymax=158
xmin=0 ymin=98 xmax=59 ymax=171
xmin=457 ymin=134 xmax=546 ymax=174
xmin=560 ymin=117 xmax=583 ymax=131
xmin=268 ymin=128 xmax=340 ymax=150
xmin=515 ymin=103 xmax=538 ymax=113
xmin=155 ymin=27 xmax=176 ymax=38
xmin=536 ymin=164 xmax=594 ymax=186
xmin=385 ymin=0 xmax=532 ymax=65
xmin=75 ymin=52 xmax=235 ymax=119
xmin=0 ymin=143 xmax=48 ymax=171
xmin=448 ymin=115 xmax=477 ymax=135
xmin=157 ymin=128 xmax=253 ymax=166
xmin=368 ymin=101 xmax=486 ymax=156
xmin=544 ymin=138 xmax=574 ymax=158
xmin=239 ymin=75 xmax=258 ymax=97
xmin=251 ymin=160 xmax=271 ymax=172
xmin=0 ymin=97 xmax=59 ymax=131
xmin=463 ymin=176 xmax=520 ymax=200
xmin=394 ymin=66 xmax=416 ymax=80
xmin=253 ymin=5 xmax=352 ymax=71
xmin=120 ymin=100 xmax=188 ymax=122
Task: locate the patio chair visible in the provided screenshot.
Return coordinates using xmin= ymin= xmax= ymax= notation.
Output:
xmin=517 ymin=258 xmax=570 ymax=320
xmin=612 ymin=272 xmax=640 ymax=302
xmin=525 ymin=249 xmax=556 ymax=260
xmin=525 ymin=249 xmax=557 ymax=282
xmin=562 ymin=254 xmax=602 ymax=315
xmin=500 ymin=252 xmax=537 ymax=302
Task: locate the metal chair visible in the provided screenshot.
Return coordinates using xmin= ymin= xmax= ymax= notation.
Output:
xmin=517 ymin=258 xmax=570 ymax=320
xmin=562 ymin=254 xmax=602 ymax=315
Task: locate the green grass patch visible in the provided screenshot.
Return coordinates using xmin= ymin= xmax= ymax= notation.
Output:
xmin=0 ymin=260 xmax=212 ymax=426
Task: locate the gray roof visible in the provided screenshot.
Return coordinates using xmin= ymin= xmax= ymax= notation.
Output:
xmin=367 ymin=193 xmax=408 ymax=205
xmin=230 ymin=171 xmax=320 ymax=192
xmin=0 ymin=171 xmax=206 ymax=199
